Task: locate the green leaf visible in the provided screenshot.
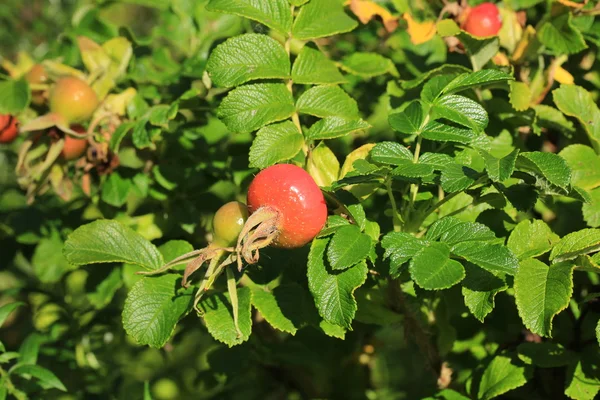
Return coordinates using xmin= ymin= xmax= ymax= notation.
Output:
xmin=533 ymin=104 xmax=574 ymax=135
xmin=432 ymin=94 xmax=489 ymax=132
xmin=514 ymin=259 xmax=573 ymax=337
xmin=291 ymin=45 xmax=347 ymax=85
xmin=9 ymin=364 xmax=67 ymax=391
xmin=206 ymin=0 xmax=292 ymax=35
xmin=437 ymin=20 xmax=499 ymax=70
xmin=597 ymin=319 xmax=600 ymax=347
xmin=426 ymin=217 xmax=496 ymax=245
xmin=409 ymin=242 xmax=465 ymax=290
xmin=64 ymin=220 xmax=164 ymax=271
xmin=517 ymin=342 xmax=575 ymax=368
xmin=249 ymin=121 xmax=303 ymax=168
xmin=451 ymin=242 xmax=519 ymax=275
xmin=550 ymin=229 xmax=600 ymax=263
xmin=101 ymin=172 xmax=132 ymax=208
xmin=340 ymin=52 xmax=398 ymax=78
xmin=440 ymin=164 xmax=479 ymax=193
xmin=199 ymin=286 xmax=252 ymax=347
xmin=381 ymin=232 xmax=426 ymax=277
xmin=553 ymin=85 xmax=600 ymax=152
xmin=217 ymin=83 xmax=295 ymax=133
xmin=559 ymin=145 xmax=600 ymax=191
xmin=509 ymin=81 xmax=531 ymax=112
xmin=391 ymin=162 xmax=434 ymax=178
xmin=122 ymin=274 xmax=193 ymax=348
xmin=477 ymin=354 xmax=533 ymax=400
xmin=507 ymin=219 xmax=559 ymax=260
xmin=565 ymin=359 xmax=600 ymax=400
xmin=461 ymin=263 xmax=507 ymax=322
xmin=538 ymin=13 xmax=587 ymax=55
xmin=292 ymin=0 xmax=358 ymax=40
xmin=421 ymin=121 xmax=478 ymax=144
xmin=305 ymin=117 xmax=370 ymax=140
xmin=319 ymin=320 xmax=346 ymax=339
xmin=206 ymin=34 xmax=290 ymax=88
xmin=250 ymin=283 xmax=313 ymax=335
xmin=0 ymin=302 xmax=24 ymax=328
xmin=370 ymin=141 xmax=412 ymax=165
xmin=307 ymin=142 xmax=340 ymax=187
xmin=0 ymin=80 xmax=30 ymax=114
xmin=32 ymin=233 xmax=73 ymax=283
xmin=480 ymin=148 xmax=519 ymax=182
xmin=388 ymin=101 xmax=424 ymax=135
xmin=307 ymin=237 xmax=368 ymax=328
xmin=327 ymin=225 xmax=371 ymax=270
xmin=516 ymin=152 xmax=571 ymax=189
xmin=296 ymin=85 xmax=358 ymax=119
xmin=109 ymin=121 xmax=134 ymax=152
xmin=88 ymin=267 xmax=123 ymax=309
xmin=442 ymin=70 xmax=514 ymax=95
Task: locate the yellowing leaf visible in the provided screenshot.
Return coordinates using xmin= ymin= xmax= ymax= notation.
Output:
xmin=556 ymin=0 xmax=587 ymax=9
xmin=402 ymin=13 xmax=437 ymax=45
xmin=1 ymin=52 xmax=35 ymax=79
xmin=493 ymin=52 xmax=510 ymax=66
xmin=554 ymin=66 xmax=574 ymax=85
xmin=346 ymin=0 xmax=399 ymax=32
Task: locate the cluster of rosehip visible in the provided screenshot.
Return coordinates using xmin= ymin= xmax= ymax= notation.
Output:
xmin=1 ymin=65 xmax=97 ymax=161
xmin=140 ymin=164 xmax=327 ymax=332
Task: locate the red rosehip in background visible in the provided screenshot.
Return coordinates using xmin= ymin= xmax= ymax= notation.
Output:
xmin=463 ymin=3 xmax=502 ymax=37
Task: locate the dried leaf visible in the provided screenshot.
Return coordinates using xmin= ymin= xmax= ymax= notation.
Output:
xmin=403 ymin=13 xmax=437 ymax=45
xmin=346 ymin=0 xmax=399 ymax=32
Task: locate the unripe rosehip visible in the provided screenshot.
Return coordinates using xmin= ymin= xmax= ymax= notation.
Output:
xmin=49 ymin=77 xmax=99 ymax=123
xmin=61 ymin=125 xmax=88 ymax=161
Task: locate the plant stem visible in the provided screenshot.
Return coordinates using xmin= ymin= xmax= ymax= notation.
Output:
xmin=226 ymin=267 xmax=242 ymax=338
xmin=386 ymin=178 xmax=402 ymax=232
xmin=0 ymin=366 xmax=28 ymax=400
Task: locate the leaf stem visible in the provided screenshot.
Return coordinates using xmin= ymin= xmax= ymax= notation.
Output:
xmin=226 ymin=268 xmax=242 ymax=338
xmin=386 ymin=177 xmax=402 ymax=232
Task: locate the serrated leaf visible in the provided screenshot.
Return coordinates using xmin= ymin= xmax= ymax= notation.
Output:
xmin=517 ymin=342 xmax=575 ymax=368
xmin=565 ymin=358 xmax=600 ymax=400
xmin=560 ymin=145 xmax=600 ymax=191
xmin=370 ymin=141 xmax=412 ymax=165
xmin=64 ymin=220 xmax=164 ymax=271
xmin=514 ymin=259 xmax=573 ymax=337
xmin=507 ymin=219 xmax=559 ymax=260
xmin=199 ymin=287 xmax=252 ymax=347
xmin=538 ymin=13 xmax=587 ymax=55
xmin=440 ymin=164 xmax=479 ymax=193
xmin=327 ymin=225 xmax=371 ymax=270
xmin=388 ymin=101 xmax=424 ymax=135
xmin=533 ymin=104 xmax=574 ymax=135
xmin=426 ymin=217 xmax=496 ymax=245
xmin=0 ymin=302 xmax=24 ymax=328
xmin=381 ymin=232 xmax=427 ymax=278
xmin=462 ymin=263 xmax=507 ymax=322
xmin=251 ymin=283 xmax=314 ymax=335
xmin=432 ymin=94 xmax=489 ymax=132
xmin=452 ymin=242 xmax=519 ymax=275
xmin=0 ymin=80 xmax=30 ymax=114
xmin=442 ymin=69 xmax=514 ymax=95
xmin=305 ymin=117 xmax=370 ymax=140
xmin=296 ymin=85 xmax=358 ymax=119
xmin=421 ymin=74 xmax=458 ymax=104
xmin=249 ymin=121 xmax=303 ymax=168
xmin=319 ymin=320 xmax=346 ymax=339
xmin=307 ymin=237 xmax=368 ymax=328
xmin=409 ymin=242 xmax=465 ymax=290
xmin=122 ymin=274 xmax=192 ymax=348
xmin=509 ymin=81 xmax=531 ymax=111
xmin=553 ymin=85 xmax=600 ymax=152
xmin=421 ymin=121 xmax=478 ymax=144
xmin=217 ymin=83 xmax=295 ymax=133
xmin=291 ymin=45 xmax=347 ymax=85
xmin=292 ymin=0 xmax=358 ymax=40
xmin=9 ymin=364 xmax=67 ymax=391
xmin=550 ymin=229 xmax=600 ymax=263
xmin=437 ymin=20 xmax=499 ymax=70
xmin=206 ymin=34 xmax=290 ymax=88
xmin=88 ymin=267 xmax=123 ymax=309
xmin=477 ymin=354 xmax=533 ymax=400
xmin=516 ymin=152 xmax=571 ymax=189
xmin=206 ymin=0 xmax=292 ymax=35
xmin=391 ymin=161 xmax=434 ymax=178
xmin=481 ymin=148 xmax=519 ymax=182
xmin=583 ymin=188 xmax=600 ymax=229
xmin=340 ymin=52 xmax=398 ymax=78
